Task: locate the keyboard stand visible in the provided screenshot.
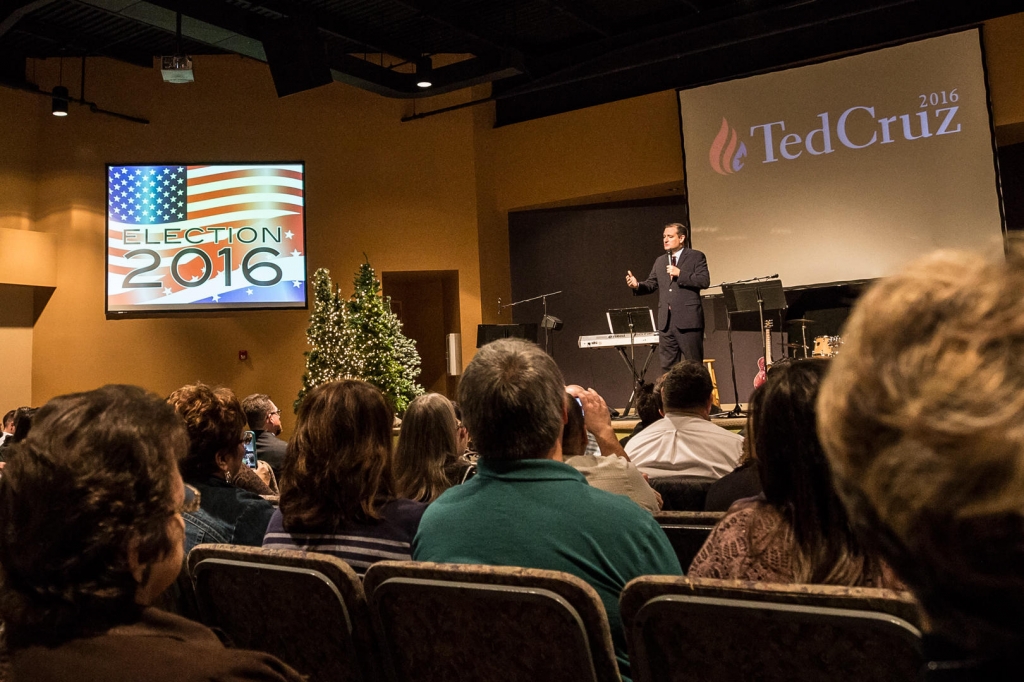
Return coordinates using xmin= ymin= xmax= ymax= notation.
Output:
xmin=616 ymin=338 xmax=657 ymax=418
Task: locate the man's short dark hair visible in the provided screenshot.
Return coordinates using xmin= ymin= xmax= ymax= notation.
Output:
xmin=2 ymin=410 xmax=14 ymax=430
xmin=458 ymin=339 xmax=565 ymax=461
xmin=661 ymin=361 xmax=713 ymax=411
xmin=0 ymin=385 xmax=187 ymax=649
xmin=241 ymin=393 xmax=274 ymax=430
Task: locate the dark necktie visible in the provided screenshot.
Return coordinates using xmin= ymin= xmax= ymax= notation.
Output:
xmin=671 ymin=254 xmax=677 ymax=267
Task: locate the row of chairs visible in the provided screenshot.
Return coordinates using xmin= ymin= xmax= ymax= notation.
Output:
xmin=185 ymin=543 xmax=924 ymax=682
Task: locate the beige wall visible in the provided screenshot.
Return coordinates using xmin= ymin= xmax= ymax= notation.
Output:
xmin=6 ymin=15 xmax=1024 ymax=421
xmin=5 ymin=56 xmax=481 ymax=434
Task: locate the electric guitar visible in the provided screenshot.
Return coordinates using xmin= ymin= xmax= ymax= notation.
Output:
xmin=753 ymin=320 xmax=773 ymax=388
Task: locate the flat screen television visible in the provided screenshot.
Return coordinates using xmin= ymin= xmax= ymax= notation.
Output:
xmin=105 ymin=162 xmax=307 ymax=314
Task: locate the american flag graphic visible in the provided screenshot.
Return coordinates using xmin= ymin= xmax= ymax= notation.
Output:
xmin=106 ymin=164 xmax=307 ymax=312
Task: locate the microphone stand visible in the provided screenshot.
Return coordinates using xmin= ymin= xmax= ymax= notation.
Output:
xmin=500 ymin=290 xmax=563 ymax=355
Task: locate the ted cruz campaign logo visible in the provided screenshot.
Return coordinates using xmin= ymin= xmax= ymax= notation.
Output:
xmin=709 ymin=118 xmax=747 ymax=175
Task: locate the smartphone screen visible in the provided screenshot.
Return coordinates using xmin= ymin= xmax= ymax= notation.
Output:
xmin=243 ymin=432 xmax=258 ymax=469
xmin=574 ymin=396 xmax=584 ymax=416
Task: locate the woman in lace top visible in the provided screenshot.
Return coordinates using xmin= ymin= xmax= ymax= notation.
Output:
xmin=689 ymin=360 xmax=903 ymax=589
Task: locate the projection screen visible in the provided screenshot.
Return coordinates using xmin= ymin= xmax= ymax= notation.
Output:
xmin=678 ymin=29 xmax=1005 ymax=293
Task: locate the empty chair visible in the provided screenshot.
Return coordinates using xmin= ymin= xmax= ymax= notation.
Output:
xmin=653 ymin=511 xmax=724 ymax=572
xmin=363 ymin=561 xmax=621 ymax=682
xmin=621 ymin=576 xmax=922 ymax=682
xmin=187 ymin=544 xmax=379 ymax=682
xmin=649 ymin=475 xmax=717 ymax=511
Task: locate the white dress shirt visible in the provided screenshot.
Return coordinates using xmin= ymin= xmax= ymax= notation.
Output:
xmin=624 ymin=412 xmax=743 ymax=479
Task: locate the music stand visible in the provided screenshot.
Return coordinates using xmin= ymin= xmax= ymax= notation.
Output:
xmin=605 ymin=307 xmax=658 ymax=417
xmin=721 ymin=279 xmax=787 ymax=417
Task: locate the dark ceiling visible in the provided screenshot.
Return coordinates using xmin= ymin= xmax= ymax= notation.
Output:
xmin=2 ymin=0 xmax=1024 ymax=125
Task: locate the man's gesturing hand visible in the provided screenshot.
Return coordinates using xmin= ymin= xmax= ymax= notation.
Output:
xmin=625 ymin=271 xmax=639 ymax=289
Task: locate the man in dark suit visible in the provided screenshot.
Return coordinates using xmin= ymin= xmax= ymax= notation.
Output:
xmin=240 ymin=393 xmax=288 ymax=478
xmin=626 ymin=223 xmax=710 ymax=371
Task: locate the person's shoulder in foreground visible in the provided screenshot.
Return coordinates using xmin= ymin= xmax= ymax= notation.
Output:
xmin=0 ymin=384 xmax=303 ymax=682
xmin=13 ymin=607 xmax=304 ymax=682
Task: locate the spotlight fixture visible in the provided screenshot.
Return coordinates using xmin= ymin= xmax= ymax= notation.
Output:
xmin=51 ymin=85 xmax=68 ymax=117
xmin=415 ymin=56 xmax=432 ymax=88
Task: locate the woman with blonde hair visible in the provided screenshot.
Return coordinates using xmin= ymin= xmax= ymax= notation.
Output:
xmin=393 ymin=393 xmax=469 ymax=503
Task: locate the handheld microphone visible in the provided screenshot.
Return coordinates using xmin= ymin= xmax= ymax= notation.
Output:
xmin=666 ymin=249 xmax=676 ymax=279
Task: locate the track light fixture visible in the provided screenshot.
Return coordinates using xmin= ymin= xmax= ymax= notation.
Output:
xmin=52 ymin=85 xmax=68 ymax=117
xmin=52 ymin=56 xmax=68 ymax=117
xmin=415 ymin=56 xmax=433 ymax=88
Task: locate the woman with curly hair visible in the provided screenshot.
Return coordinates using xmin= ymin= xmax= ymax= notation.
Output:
xmin=0 ymin=384 xmax=303 ymax=682
xmin=263 ymin=380 xmax=426 ymax=573
xmin=393 ymin=393 xmax=470 ymax=503
xmin=167 ymin=383 xmax=275 ymax=552
xmin=689 ymin=360 xmax=901 ymax=587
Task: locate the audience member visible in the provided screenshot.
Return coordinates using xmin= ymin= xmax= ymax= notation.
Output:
xmin=168 ymin=383 xmax=275 ymax=553
xmin=393 ymin=392 xmax=470 ymax=503
xmin=10 ymin=406 xmax=37 ymax=443
xmin=413 ymin=339 xmax=681 ymax=680
xmin=264 ymin=380 xmax=426 ymax=573
xmin=563 ymin=385 xmax=662 ymax=513
xmin=0 ymin=384 xmax=303 ymax=682
xmin=241 ymin=393 xmax=288 ymax=478
xmin=619 ymin=381 xmax=663 ymax=447
xmin=625 ymin=361 xmax=742 ymax=478
xmin=703 ymin=436 xmax=761 ymax=512
xmin=817 ymin=251 xmax=1024 ymax=678
xmin=0 ymin=409 xmax=14 ymax=447
xmin=690 ymin=360 xmax=901 ymax=588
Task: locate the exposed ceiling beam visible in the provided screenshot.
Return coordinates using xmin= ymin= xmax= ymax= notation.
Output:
xmin=246 ymin=0 xmax=423 ymax=62
xmin=9 ymin=17 xmax=155 ymax=67
xmin=72 ymin=0 xmax=523 ymax=97
xmin=0 ymin=0 xmax=59 ymax=37
xmin=143 ymin=0 xmax=422 ymax=62
xmin=495 ymin=0 xmax=1024 ymax=125
xmin=540 ymin=0 xmax=615 ymax=38
xmin=389 ymin=0 xmax=523 ymax=60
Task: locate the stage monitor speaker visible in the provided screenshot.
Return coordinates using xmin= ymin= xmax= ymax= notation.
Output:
xmin=476 ymin=324 xmax=539 ymax=348
xmin=262 ymin=19 xmax=333 ymax=97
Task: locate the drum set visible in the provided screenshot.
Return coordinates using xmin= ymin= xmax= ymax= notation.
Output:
xmin=787 ymin=318 xmax=844 ymax=358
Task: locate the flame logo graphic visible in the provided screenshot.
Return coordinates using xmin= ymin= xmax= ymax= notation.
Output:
xmin=709 ymin=118 xmax=747 ymax=175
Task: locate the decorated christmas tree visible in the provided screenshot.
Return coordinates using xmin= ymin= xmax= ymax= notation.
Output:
xmin=296 ymin=261 xmax=423 ymax=413
xmin=346 ymin=259 xmax=423 ymax=413
xmin=294 ymin=268 xmax=354 ymax=411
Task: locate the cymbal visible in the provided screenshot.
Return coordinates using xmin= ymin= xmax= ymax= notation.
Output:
xmin=786 ymin=343 xmax=806 ymax=349
xmin=787 ymin=318 xmax=815 ymax=325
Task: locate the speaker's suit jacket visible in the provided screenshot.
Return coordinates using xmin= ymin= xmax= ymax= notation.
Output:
xmin=634 ymin=249 xmax=710 ymax=331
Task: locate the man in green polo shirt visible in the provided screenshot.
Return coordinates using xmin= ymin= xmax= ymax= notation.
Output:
xmin=413 ymin=338 xmax=682 ymax=681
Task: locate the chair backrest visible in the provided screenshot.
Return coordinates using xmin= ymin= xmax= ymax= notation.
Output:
xmin=621 ymin=576 xmax=923 ymax=682
xmin=187 ymin=544 xmax=379 ymax=682
xmin=653 ymin=512 xmax=724 ymax=572
xmin=363 ymin=561 xmax=621 ymax=682
xmin=649 ymin=475 xmax=717 ymax=510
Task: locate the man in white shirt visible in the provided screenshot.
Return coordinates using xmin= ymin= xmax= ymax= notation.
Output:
xmin=625 ymin=361 xmax=742 ymax=479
